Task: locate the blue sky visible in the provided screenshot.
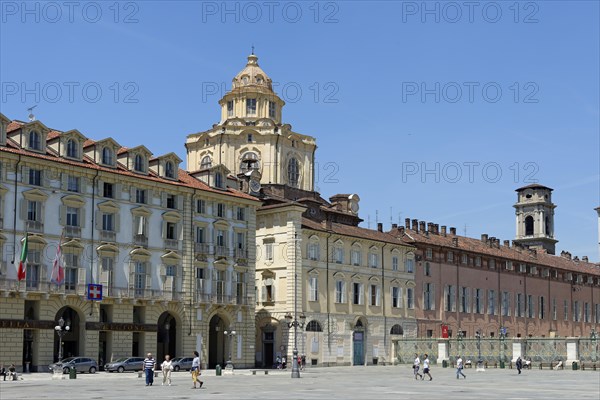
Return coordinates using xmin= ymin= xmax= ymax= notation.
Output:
xmin=1 ymin=1 xmax=599 ymax=260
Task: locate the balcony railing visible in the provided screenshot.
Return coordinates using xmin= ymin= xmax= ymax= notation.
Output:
xmin=100 ymin=230 xmax=116 ymax=242
xmin=134 ymin=234 xmax=148 ymax=247
xmin=194 ymin=243 xmax=210 ymax=255
xmin=65 ymin=226 xmax=81 ymax=238
xmin=214 ymin=246 xmax=229 ymax=258
xmin=235 ymin=248 xmax=247 ymax=259
xmin=26 ymin=220 xmax=43 ymax=233
xmin=164 ymin=239 xmax=179 ymax=249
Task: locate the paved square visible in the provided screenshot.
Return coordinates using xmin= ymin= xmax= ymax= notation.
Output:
xmin=1 ymin=366 xmax=599 ymax=399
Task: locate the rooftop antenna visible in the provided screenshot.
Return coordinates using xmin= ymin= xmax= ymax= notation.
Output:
xmin=398 ymin=212 xmax=402 ymax=225
xmin=367 ymin=215 xmax=371 ymax=229
xmin=376 ymin=210 xmax=379 ymax=224
xmin=251 ymin=44 xmax=255 ymax=55
xmin=390 ymin=206 xmax=393 ymax=227
xmin=463 ymin=224 xmax=468 ymax=236
xmin=27 ymin=105 xmax=37 ymax=122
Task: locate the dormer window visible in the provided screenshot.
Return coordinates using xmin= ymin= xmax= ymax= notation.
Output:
xmin=269 ymin=101 xmax=276 ymax=118
xmin=134 ymin=154 xmax=144 ymax=172
xmin=29 ymin=131 xmax=41 ymax=150
xmin=246 ymin=98 xmax=256 ymax=115
xmin=288 ymin=157 xmax=299 ymax=188
xmin=165 ymin=161 xmax=175 ymax=178
xmin=102 ymin=147 xmax=114 ymax=166
xmin=215 ymin=172 xmax=223 ymax=188
xmin=200 ymin=156 xmax=212 ymax=170
xmin=66 ymin=139 xmax=78 ymax=158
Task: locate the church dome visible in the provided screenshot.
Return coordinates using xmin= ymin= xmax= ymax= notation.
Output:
xmin=232 ymin=54 xmax=273 ymax=92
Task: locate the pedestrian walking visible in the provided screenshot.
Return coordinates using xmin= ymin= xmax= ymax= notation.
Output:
xmin=413 ymin=353 xmax=423 ymax=380
xmin=161 ymin=354 xmax=173 ymax=386
xmin=423 ymin=354 xmax=432 ymax=381
xmin=191 ymin=351 xmax=203 ymax=389
xmin=456 ymin=355 xmax=466 ymax=379
xmin=143 ymin=353 xmax=156 ymax=386
xmin=516 ymin=356 xmax=523 ymax=374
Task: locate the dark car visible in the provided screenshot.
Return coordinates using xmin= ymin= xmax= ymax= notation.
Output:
xmin=104 ymin=357 xmax=145 ymax=373
xmin=170 ymin=357 xmax=194 ymax=371
xmin=49 ymin=357 xmax=98 ymax=374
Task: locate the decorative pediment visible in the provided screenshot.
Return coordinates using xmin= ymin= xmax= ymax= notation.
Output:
xmin=161 ymin=251 xmax=182 ymax=262
xmin=22 ymin=188 xmax=49 ymax=201
xmin=351 ymin=273 xmax=362 ymax=281
xmin=62 ymin=239 xmax=84 ymax=249
xmin=390 ymin=279 xmax=401 ymax=286
xmin=98 ymin=200 xmax=119 ymax=213
xmin=406 ymin=280 xmax=416 ymax=288
xmin=24 ymin=234 xmax=47 ymax=245
xmin=261 ymin=269 xmax=275 ymax=279
xmin=307 ymin=268 xmax=319 ymax=276
xmin=332 ymin=271 xmax=345 ymax=278
xmin=162 ymin=210 xmax=182 ymax=223
xmin=406 ymin=251 xmax=415 ymax=259
xmin=61 ymin=194 xmax=85 ymax=207
xmin=351 ymin=241 xmax=362 ymax=248
xmin=129 ymin=247 xmax=152 ymax=261
xmin=213 ymin=219 xmax=230 ymax=229
xmin=96 ymin=243 xmax=119 ymax=255
xmin=131 ymin=206 xmax=152 ymax=217
xmin=368 ymin=276 xmax=380 ymax=282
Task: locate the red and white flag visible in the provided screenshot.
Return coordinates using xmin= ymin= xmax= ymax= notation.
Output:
xmin=50 ymin=232 xmax=65 ymax=285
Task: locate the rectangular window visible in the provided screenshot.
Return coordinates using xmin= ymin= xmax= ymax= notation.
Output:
xmin=246 ymin=98 xmax=257 ymax=115
xmin=353 ymin=282 xmax=363 ymax=305
xmin=595 ymin=303 xmax=600 ymax=324
xmin=351 ymin=249 xmax=360 ymax=266
xmin=475 ymin=257 xmax=481 ymax=267
xmin=27 ymin=200 xmax=40 ymax=222
xmin=406 ymin=259 xmax=414 ymax=273
xmin=308 ymin=243 xmax=319 ymax=261
xmin=424 ymin=283 xmax=434 ymax=311
xmin=488 ymin=290 xmax=496 ymax=315
xmin=573 ymin=301 xmax=580 ymax=322
xmin=370 ymin=285 xmax=380 ymax=306
xmin=369 ymin=253 xmax=378 ymax=268
xmin=334 ymin=247 xmax=343 ymax=264
xmin=539 ymin=296 xmax=545 ymax=320
xmin=166 ymin=222 xmax=176 ymax=240
xmin=196 ymin=199 xmax=206 ymax=214
xmin=102 ymin=213 xmax=114 ymax=231
xmin=475 ymin=288 xmax=483 ymax=314
xmin=67 ymin=175 xmax=80 ymax=192
xmin=215 ymin=229 xmax=225 ymax=247
xmin=236 ymin=207 xmax=246 ymax=221
xmin=425 ymin=248 xmax=433 ymax=259
xmin=103 ymin=182 xmax=114 ymax=198
xmin=166 ymin=194 xmax=176 ymax=209
xmin=407 ymin=288 xmax=414 ymax=309
xmin=25 ymin=250 xmax=40 ymax=290
xmin=424 ymin=262 xmax=431 ymax=276
xmin=445 ymin=285 xmax=455 ymax=312
xmin=516 ymin=293 xmax=524 ymax=317
xmin=217 ymin=203 xmax=225 ymax=218
xmin=564 ymin=300 xmax=569 ymax=321
xmin=447 ymin=252 xmax=454 ymax=262
xmin=335 ymin=281 xmax=345 ymax=303
xmin=66 ymin=207 xmax=79 ymax=227
xmin=64 ymin=253 xmax=78 ymax=291
xmin=552 ymin=298 xmax=557 ymax=321
xmin=584 ymin=302 xmax=590 ymax=323
xmin=268 ymin=101 xmax=276 ymax=118
xmin=461 ymin=254 xmax=468 ymax=264
xmin=460 ymin=287 xmax=469 ymax=313
xmin=135 ymin=189 xmax=146 ymax=204
xmin=29 ymin=169 xmax=41 ymax=186
xmin=134 ymin=261 xmax=146 ymax=297
xmin=392 ymin=256 xmax=398 ymax=271
xmin=502 ymin=291 xmax=510 ymax=316
xmin=227 ymin=100 xmax=234 ymax=117
xmin=266 ymin=243 xmax=273 ymax=261
xmin=392 ymin=287 xmax=402 ymax=308
xmin=527 ymin=295 xmax=535 ymax=318
xmin=195 ymin=227 xmax=204 ymax=243
xmin=236 ymin=232 xmax=245 ymax=250
xmin=166 ymin=265 xmax=176 ymax=277
xmin=309 ymin=277 xmax=318 ymax=301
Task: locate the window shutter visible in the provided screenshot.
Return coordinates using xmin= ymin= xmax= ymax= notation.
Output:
xmin=115 ymin=213 xmax=121 ymax=232
xmin=100 ymin=266 xmax=110 ymax=287
xmin=376 ymin=286 xmax=381 ymax=306
xmin=80 ymin=207 xmax=86 ymax=229
xmin=20 ymin=199 xmax=27 ymax=220
xmin=430 ymin=283 xmax=436 ymax=310
xmin=21 ymin=166 xmax=29 ymax=183
xmin=42 ymin=170 xmax=50 ymax=187
xmin=160 ymin=264 xmax=166 ymax=277
xmin=80 ymin=177 xmax=87 ymax=194
xmin=97 ymin=180 xmax=104 ymax=197
xmin=61 ymin=173 xmax=68 ymax=190
xmin=145 ymin=271 xmax=152 ymax=290
xmin=59 ymin=205 xmax=66 ymax=226
xmin=115 ymin=184 xmax=122 ymax=200
xmin=40 ymin=202 xmax=46 ymax=224
xmin=95 ymin=210 xmax=102 ymax=230
xmin=130 ymin=186 xmax=136 ymax=202
xmin=399 ymin=287 xmax=404 ymax=308
xmin=161 ymin=193 xmax=167 ymax=208
xmin=128 ymin=263 xmax=135 ymax=289
xmin=271 ymin=283 xmax=276 ymax=302
xmin=40 ymin=262 xmax=48 ymax=283
xmin=451 ymin=286 xmax=456 ymax=312
xmin=359 ymin=285 xmax=364 ymax=305
xmin=77 ymin=268 xmax=87 ymax=295
xmin=261 ymin=285 xmax=266 ymax=302
xmin=466 ymin=288 xmax=471 ymax=313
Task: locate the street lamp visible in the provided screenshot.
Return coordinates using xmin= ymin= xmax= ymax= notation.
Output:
xmin=591 ymin=328 xmax=598 ymax=362
xmin=475 ymin=330 xmax=484 ymax=371
xmin=456 ymin=329 xmax=464 ymax=350
xmin=499 ymin=327 xmax=507 ymax=366
xmin=285 ymin=311 xmax=306 ymax=378
xmin=223 ymin=328 xmax=236 ymax=370
xmin=54 ymin=317 xmax=70 ymax=361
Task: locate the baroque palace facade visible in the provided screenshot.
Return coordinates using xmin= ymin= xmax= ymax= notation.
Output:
xmin=0 ymin=113 xmax=261 ymax=371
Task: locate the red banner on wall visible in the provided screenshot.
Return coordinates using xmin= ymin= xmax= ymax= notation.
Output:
xmin=441 ymin=325 xmax=449 ymax=338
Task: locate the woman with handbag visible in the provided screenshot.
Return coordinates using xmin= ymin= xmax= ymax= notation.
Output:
xmin=191 ymin=351 xmax=203 ymax=389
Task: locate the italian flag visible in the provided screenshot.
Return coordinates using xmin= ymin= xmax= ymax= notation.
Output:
xmin=17 ymin=233 xmax=28 ymax=281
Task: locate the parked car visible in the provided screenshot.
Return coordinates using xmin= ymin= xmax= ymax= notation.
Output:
xmin=170 ymin=357 xmax=194 ymax=371
xmin=49 ymin=357 xmax=98 ymax=374
xmin=104 ymin=357 xmax=145 ymax=373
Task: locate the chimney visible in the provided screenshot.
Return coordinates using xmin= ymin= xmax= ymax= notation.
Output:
xmin=481 ymin=234 xmax=488 ymax=243
xmin=405 ymin=218 xmax=411 ymax=228
xmin=419 ymin=221 xmax=426 ymax=233
xmin=452 ymin=237 xmax=459 ymax=247
xmin=504 ymin=240 xmax=510 ymax=247
xmin=377 ymin=222 xmax=383 ymax=232
xmin=412 ymin=219 xmax=419 ymax=232
xmin=489 ymin=236 xmax=495 ymax=247
xmin=441 ymin=226 xmax=447 ymax=236
xmin=495 ymin=238 xmax=501 ymax=248
xmin=450 ymin=227 xmax=456 ymax=235
xmin=427 ymin=222 xmax=434 ymax=233
xmin=582 ymin=256 xmax=589 ymax=263
xmin=398 ymin=226 xmax=405 ymax=235
xmin=392 ymin=223 xmax=398 ymax=229
xmin=434 ymin=224 xmax=439 ymax=234
xmin=573 ymin=255 xmax=579 ymax=262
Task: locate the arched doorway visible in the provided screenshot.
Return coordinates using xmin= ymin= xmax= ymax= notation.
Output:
xmin=352 ymin=319 xmax=366 ymax=366
xmin=208 ymin=315 xmax=227 ymax=369
xmin=157 ymin=312 xmax=177 ymax=362
xmin=54 ymin=307 xmax=81 ymax=361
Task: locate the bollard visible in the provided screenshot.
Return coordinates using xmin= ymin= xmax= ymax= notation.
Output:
xmin=216 ymin=364 xmax=222 ymax=376
xmin=69 ymin=367 xmax=77 ymax=379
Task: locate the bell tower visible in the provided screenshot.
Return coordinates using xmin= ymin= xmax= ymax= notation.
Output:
xmin=513 ymin=184 xmax=558 ymax=254
xmin=186 ymin=53 xmax=317 ymax=192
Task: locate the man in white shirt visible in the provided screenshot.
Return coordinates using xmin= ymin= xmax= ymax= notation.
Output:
xmin=456 ymin=355 xmax=466 ymax=379
xmin=423 ymin=354 xmax=432 ymax=380
xmin=413 ymin=354 xmax=423 ymax=380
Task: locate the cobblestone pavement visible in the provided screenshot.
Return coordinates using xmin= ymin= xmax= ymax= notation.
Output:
xmin=1 ymin=366 xmax=599 ymax=399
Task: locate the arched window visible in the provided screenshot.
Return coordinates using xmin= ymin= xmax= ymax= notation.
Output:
xmin=66 ymin=139 xmax=78 ymax=158
xmin=545 ymin=216 xmax=550 ymax=236
xmin=525 ymin=215 xmax=534 ymax=236
xmin=240 ymin=152 xmax=259 ymax=173
xmin=102 ymin=147 xmax=113 ymax=165
xmin=306 ymin=320 xmax=323 ymax=332
xmin=214 ymin=172 xmax=223 ymax=188
xmin=200 ymin=156 xmax=212 ymax=169
xmin=390 ymin=324 xmax=404 ymax=335
xmin=287 ymin=157 xmax=299 ymax=187
xmin=134 ymin=154 xmax=144 ymax=172
xmin=165 ymin=161 xmax=175 ymax=178
xmin=29 ymin=131 xmax=40 ymax=150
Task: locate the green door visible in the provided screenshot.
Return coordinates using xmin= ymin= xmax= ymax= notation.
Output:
xmin=353 ymin=331 xmax=364 ymax=365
